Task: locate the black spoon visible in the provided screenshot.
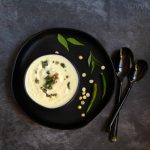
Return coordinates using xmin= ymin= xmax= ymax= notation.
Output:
xmin=109 ymin=47 xmax=134 ymax=142
xmin=109 ymin=60 xmax=148 ymax=130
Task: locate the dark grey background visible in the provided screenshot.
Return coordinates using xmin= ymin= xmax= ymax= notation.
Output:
xmin=0 ymin=0 xmax=150 ymax=150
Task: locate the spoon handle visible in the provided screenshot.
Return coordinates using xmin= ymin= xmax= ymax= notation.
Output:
xmin=108 ymin=83 xmax=133 ymax=130
xmin=109 ymin=115 xmax=119 ymax=142
xmin=109 ymin=80 xmax=122 ymax=142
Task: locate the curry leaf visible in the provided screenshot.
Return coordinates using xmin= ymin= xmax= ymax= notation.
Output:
xmin=67 ymin=38 xmax=84 ymax=46
xmin=91 ymin=54 xmax=101 ymax=66
xmin=88 ymin=52 xmax=92 ymax=67
xmin=91 ymin=60 xmax=95 ymax=74
xmin=57 ymin=34 xmax=69 ymax=51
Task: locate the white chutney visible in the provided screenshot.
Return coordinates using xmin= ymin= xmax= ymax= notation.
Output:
xmin=25 ymin=54 xmax=79 ymax=108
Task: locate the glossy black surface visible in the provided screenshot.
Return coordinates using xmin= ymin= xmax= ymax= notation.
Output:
xmin=12 ymin=28 xmax=115 ymax=129
xmin=113 ymin=47 xmax=134 ymax=80
xmin=129 ymin=60 xmax=148 ymax=83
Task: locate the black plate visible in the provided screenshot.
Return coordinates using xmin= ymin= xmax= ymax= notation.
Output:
xmin=12 ymin=28 xmax=115 ymax=129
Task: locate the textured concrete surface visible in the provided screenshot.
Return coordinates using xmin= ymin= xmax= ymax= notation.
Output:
xmin=0 ymin=0 xmax=150 ymax=150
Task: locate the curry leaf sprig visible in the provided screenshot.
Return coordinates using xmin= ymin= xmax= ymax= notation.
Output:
xmin=57 ymin=33 xmax=84 ymax=51
xmin=88 ymin=51 xmax=107 ymax=98
xmin=88 ymin=51 xmax=102 ymax=73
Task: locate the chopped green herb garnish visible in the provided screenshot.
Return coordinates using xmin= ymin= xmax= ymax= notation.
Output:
xmin=46 ymin=71 xmax=50 ymax=74
xmin=35 ymin=78 xmax=39 ymax=84
xmin=66 ymin=75 xmax=69 ymax=79
xmin=40 ymin=87 xmax=47 ymax=93
xmin=46 ymin=93 xmax=51 ymax=97
xmin=44 ymin=75 xmax=55 ymax=89
xmin=46 ymin=93 xmax=57 ymax=98
xmin=41 ymin=60 xmax=48 ymax=68
xmin=67 ymin=82 xmax=70 ymax=89
xmin=51 ymin=93 xmax=57 ymax=96
xmin=60 ymin=63 xmax=66 ymax=68
xmin=43 ymin=73 xmax=59 ymax=90
xmin=55 ymin=61 xmax=59 ymax=64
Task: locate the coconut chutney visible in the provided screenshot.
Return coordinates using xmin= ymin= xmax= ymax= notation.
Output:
xmin=25 ymin=54 xmax=79 ymax=108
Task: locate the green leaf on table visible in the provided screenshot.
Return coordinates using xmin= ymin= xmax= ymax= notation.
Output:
xmin=91 ymin=60 xmax=95 ymax=74
xmin=67 ymin=38 xmax=84 ymax=46
xmin=88 ymin=52 xmax=92 ymax=67
xmin=57 ymin=34 xmax=69 ymax=51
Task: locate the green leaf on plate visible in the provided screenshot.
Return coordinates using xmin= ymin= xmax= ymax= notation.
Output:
xmin=91 ymin=53 xmax=101 ymax=66
xmin=67 ymin=37 xmax=84 ymax=46
xmin=88 ymin=52 xmax=92 ymax=67
xmin=57 ymin=34 xmax=69 ymax=51
xmin=91 ymin=60 xmax=95 ymax=74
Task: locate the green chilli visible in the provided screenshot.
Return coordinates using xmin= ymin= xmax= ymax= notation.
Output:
xmin=86 ymin=83 xmax=97 ymax=113
xmin=101 ymin=72 xmax=106 ymax=98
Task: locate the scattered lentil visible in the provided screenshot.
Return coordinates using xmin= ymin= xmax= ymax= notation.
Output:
xmin=89 ymin=80 xmax=94 ymax=84
xmin=79 ymin=96 xmax=82 ymax=100
xmin=78 ymin=55 xmax=83 ymax=60
xmin=77 ymin=105 xmax=82 ymax=110
xmin=82 ymin=91 xmax=86 ymax=95
xmin=83 ymin=95 xmax=87 ymax=99
xmin=81 ymin=113 xmax=85 ymax=117
xmin=82 ymin=73 xmax=86 ymax=77
xmin=82 ymin=87 xmax=86 ymax=92
xmin=86 ymin=93 xmax=90 ymax=97
xmin=101 ymin=65 xmax=105 ymax=70
xmin=81 ymin=101 xmax=85 ymax=105
xmin=55 ymin=51 xmax=59 ymax=54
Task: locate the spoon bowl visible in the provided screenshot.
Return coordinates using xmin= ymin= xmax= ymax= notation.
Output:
xmin=113 ymin=47 xmax=134 ymax=80
xmin=129 ymin=60 xmax=148 ymax=83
